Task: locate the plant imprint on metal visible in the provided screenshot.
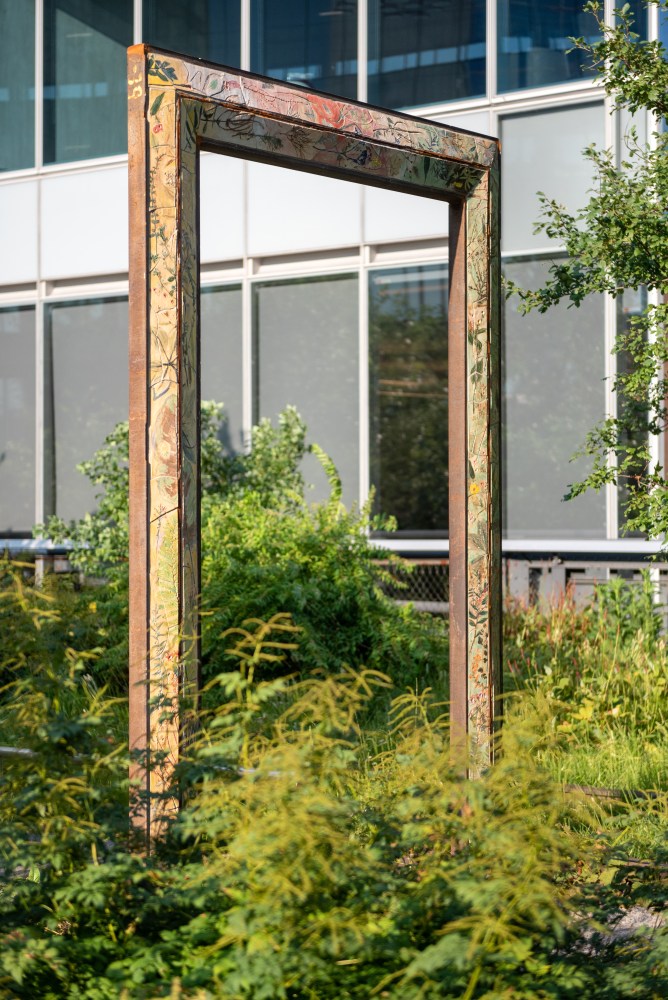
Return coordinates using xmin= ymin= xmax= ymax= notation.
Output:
xmin=128 ymin=44 xmax=502 ymax=840
xmin=145 ymin=51 xmax=497 ymax=170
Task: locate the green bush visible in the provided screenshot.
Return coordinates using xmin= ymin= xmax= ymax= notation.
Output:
xmin=504 ymin=575 xmax=668 ymax=739
xmin=28 ymin=404 xmax=445 ymax=699
xmin=504 ymin=576 xmax=668 ymax=859
xmin=200 ymin=489 xmax=446 ymax=698
xmin=2 ymin=602 xmax=666 ymax=999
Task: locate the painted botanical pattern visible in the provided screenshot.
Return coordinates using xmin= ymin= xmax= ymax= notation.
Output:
xmin=128 ymin=45 xmax=501 ymax=826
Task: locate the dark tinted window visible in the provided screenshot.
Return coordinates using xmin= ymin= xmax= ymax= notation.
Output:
xmin=368 ymin=0 xmax=486 ymax=109
xmin=0 ymin=1 xmax=35 ymax=171
xmin=251 ymin=0 xmax=357 ymax=98
xmin=0 ymin=307 xmax=35 ymax=532
xmin=497 ymin=0 xmax=599 ymax=92
xmin=44 ymin=0 xmax=132 ymax=163
xmin=369 ymin=264 xmax=448 ymax=532
xmin=144 ymin=0 xmax=241 ymax=67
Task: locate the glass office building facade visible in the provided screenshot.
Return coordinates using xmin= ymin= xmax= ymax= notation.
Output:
xmin=0 ymin=1 xmax=661 ymax=571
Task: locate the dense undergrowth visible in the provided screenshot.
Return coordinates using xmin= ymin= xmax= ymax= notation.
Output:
xmin=0 ymin=407 xmax=666 ymax=997
xmin=1 ymin=593 xmax=667 ymax=999
xmin=30 ymin=404 xmax=446 ymax=708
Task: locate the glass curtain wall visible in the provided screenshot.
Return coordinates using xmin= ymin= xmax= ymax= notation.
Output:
xmin=3 ymin=1 xmax=659 ymax=174
xmin=201 ymin=284 xmax=244 ymax=455
xmin=501 ymin=102 xmax=608 ymax=538
xmin=497 ymin=0 xmax=599 ymax=92
xmin=253 ymin=274 xmax=359 ymax=506
xmin=143 ymin=0 xmax=241 ymax=67
xmin=616 ymin=286 xmax=649 ymax=535
xmin=44 ymin=296 xmax=128 ymax=520
xmin=368 ymin=0 xmax=486 ymax=108
xmin=503 ymin=258 xmax=606 ymax=539
xmin=501 ymin=102 xmax=605 ymax=251
xmin=0 ymin=307 xmax=35 ymax=533
xmin=622 ymin=1 xmax=648 ymax=38
xmin=43 ymin=0 xmax=133 ymax=164
xmin=251 ymin=0 xmax=357 ymax=98
xmin=369 ymin=263 xmax=448 ymax=533
xmin=0 ymin=1 xmax=35 ymax=172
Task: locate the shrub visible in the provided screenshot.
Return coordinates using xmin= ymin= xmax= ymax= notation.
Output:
xmin=200 ymin=488 xmax=446 ymax=698
xmin=504 ymin=575 xmax=668 ymax=740
xmin=2 ymin=605 xmax=666 ymax=999
xmin=27 ymin=404 xmax=445 ymax=698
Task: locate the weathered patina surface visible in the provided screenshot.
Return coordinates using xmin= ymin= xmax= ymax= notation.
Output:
xmin=128 ymin=45 xmax=501 ymax=838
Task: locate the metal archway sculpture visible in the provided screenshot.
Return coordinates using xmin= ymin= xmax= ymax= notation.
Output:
xmin=127 ymin=44 xmax=501 ymax=840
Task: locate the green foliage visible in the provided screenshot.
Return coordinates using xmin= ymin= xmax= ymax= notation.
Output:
xmin=34 ymin=401 xmax=271 ymax=582
xmin=200 ymin=488 xmax=446 ymax=699
xmin=29 ymin=403 xmax=444 ymax=699
xmin=2 ymin=604 xmax=666 ymax=999
xmin=505 ymin=0 xmax=668 ymax=540
xmin=505 ymin=576 xmax=668 ymax=739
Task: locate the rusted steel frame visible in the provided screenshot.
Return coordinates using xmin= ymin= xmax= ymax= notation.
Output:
xmin=127 ymin=44 xmax=501 ymax=840
xmin=448 ymin=201 xmax=467 ymax=749
xmin=127 ymin=48 xmax=150 ymax=830
xmin=448 ymin=167 xmax=502 ymax=772
xmin=464 ymin=170 xmax=502 ymax=772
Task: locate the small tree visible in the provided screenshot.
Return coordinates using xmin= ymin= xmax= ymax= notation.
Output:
xmin=507 ymin=0 xmax=668 ymax=540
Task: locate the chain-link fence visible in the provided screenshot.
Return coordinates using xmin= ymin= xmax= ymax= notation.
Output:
xmin=376 ymin=558 xmax=449 ymax=615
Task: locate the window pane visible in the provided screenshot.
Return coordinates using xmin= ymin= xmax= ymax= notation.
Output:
xmin=44 ymin=0 xmax=132 ymax=164
xmin=144 ymin=0 xmax=241 ymax=67
xmin=44 ymin=297 xmax=128 ymax=520
xmin=368 ymin=0 xmax=486 ymax=110
xmin=0 ymin=1 xmax=35 ymax=171
xmin=0 ymin=307 xmax=35 ymax=533
xmin=201 ymin=284 xmax=244 ymax=454
xmin=251 ymin=0 xmax=357 ymax=99
xmin=503 ymin=258 xmax=606 ymax=539
xmin=501 ymin=104 xmax=604 ymax=252
xmin=253 ymin=274 xmax=359 ymax=506
xmin=622 ymin=1 xmax=647 ymax=40
xmin=616 ymin=286 xmax=648 ymax=536
xmin=369 ymin=264 xmax=448 ymax=533
xmin=497 ymin=0 xmax=599 ymax=92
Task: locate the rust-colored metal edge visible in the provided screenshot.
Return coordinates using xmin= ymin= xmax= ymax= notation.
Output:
xmin=140 ymin=44 xmax=497 ymax=168
xmin=127 ymin=44 xmax=150 ymax=843
xmin=489 ymin=155 xmax=503 ymax=744
xmin=448 ymin=199 xmax=468 ymax=749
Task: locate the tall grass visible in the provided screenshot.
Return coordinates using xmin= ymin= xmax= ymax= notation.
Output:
xmin=0 ymin=567 xmax=667 ymax=996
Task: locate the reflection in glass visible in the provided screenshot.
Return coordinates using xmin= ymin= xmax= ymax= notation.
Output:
xmin=253 ymin=274 xmax=359 ymax=506
xmin=144 ymin=0 xmax=241 ymax=67
xmin=501 ymin=103 xmax=604 ymax=252
xmin=43 ymin=0 xmax=132 ymax=164
xmin=44 ymin=297 xmax=128 ymax=520
xmin=497 ymin=0 xmax=599 ymax=92
xmin=368 ymin=0 xmax=485 ymax=109
xmin=0 ymin=308 xmax=35 ymax=533
xmin=369 ymin=264 xmax=448 ymax=533
xmin=251 ymin=0 xmax=357 ymax=99
xmin=616 ymin=287 xmax=648 ymax=536
xmin=503 ymin=258 xmax=606 ymax=539
xmin=0 ymin=1 xmax=35 ymax=171
xmin=621 ymin=1 xmax=647 ymax=40
xmin=201 ymin=284 xmax=244 ymax=455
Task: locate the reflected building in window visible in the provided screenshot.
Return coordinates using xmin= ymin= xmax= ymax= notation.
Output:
xmin=0 ymin=0 xmax=660 ymax=597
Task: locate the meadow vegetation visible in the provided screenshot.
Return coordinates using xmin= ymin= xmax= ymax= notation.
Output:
xmin=0 ymin=406 xmax=666 ymax=997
